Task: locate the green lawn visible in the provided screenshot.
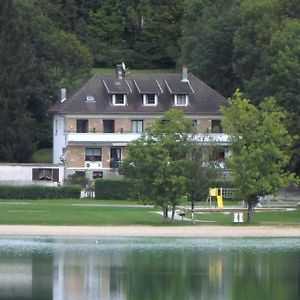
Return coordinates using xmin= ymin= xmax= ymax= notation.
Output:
xmin=0 ymin=199 xmax=163 ymax=226
xmin=0 ymin=199 xmax=299 ymax=226
xmin=192 ymin=209 xmax=300 ymax=226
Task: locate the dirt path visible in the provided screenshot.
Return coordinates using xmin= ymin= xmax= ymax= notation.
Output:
xmin=0 ymin=225 xmax=299 ymax=237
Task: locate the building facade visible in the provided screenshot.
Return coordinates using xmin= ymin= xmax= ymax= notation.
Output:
xmin=49 ymin=65 xmax=230 ymax=180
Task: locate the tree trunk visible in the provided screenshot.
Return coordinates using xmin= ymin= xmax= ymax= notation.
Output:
xmin=247 ymin=204 xmax=254 ymax=224
xmin=162 ymin=205 xmax=168 ymax=223
xmin=246 ymin=194 xmax=258 ymax=223
xmin=191 ymin=192 xmax=195 ymax=224
xmin=171 ymin=205 xmax=175 ymax=221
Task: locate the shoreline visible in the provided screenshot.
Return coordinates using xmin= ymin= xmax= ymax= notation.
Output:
xmin=0 ymin=225 xmax=300 ymax=237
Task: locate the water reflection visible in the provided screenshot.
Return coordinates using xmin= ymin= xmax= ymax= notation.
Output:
xmin=0 ymin=237 xmax=299 ymax=300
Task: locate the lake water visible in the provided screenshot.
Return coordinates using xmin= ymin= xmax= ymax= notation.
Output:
xmin=0 ymin=237 xmax=299 ymax=300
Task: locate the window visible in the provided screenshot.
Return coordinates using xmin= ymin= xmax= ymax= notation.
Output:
xmin=93 ymin=171 xmax=103 ymax=179
xmin=112 ymin=94 xmax=126 ymax=106
xmin=211 ymin=120 xmax=223 ymax=133
xmin=132 ymin=120 xmax=143 ymax=133
xmin=143 ymin=94 xmax=157 ymax=106
xmin=192 ymin=120 xmax=198 ymax=131
xmin=103 ymin=120 xmax=115 ymax=133
xmin=32 ymin=168 xmax=59 ymax=182
xmin=86 ymin=95 xmax=95 ymax=102
xmin=85 ymin=148 xmax=102 ymax=161
xmin=110 ymin=147 xmax=122 ymax=168
xmin=76 ymin=119 xmax=88 ymax=133
xmin=174 ymin=94 xmax=188 ymax=106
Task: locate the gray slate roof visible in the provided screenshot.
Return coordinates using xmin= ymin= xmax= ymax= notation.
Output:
xmin=48 ymin=72 xmax=227 ymax=115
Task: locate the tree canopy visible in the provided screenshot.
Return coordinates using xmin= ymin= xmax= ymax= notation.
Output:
xmin=122 ymin=109 xmax=218 ymax=222
xmin=0 ymin=0 xmax=92 ymax=162
xmin=221 ymin=91 xmax=297 ymax=222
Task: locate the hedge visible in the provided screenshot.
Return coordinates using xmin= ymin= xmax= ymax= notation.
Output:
xmin=94 ymin=179 xmax=133 ymax=200
xmin=0 ymin=184 xmax=81 ymax=199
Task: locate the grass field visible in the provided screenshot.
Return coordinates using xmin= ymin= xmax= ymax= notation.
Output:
xmin=192 ymin=209 xmax=300 ymax=226
xmin=0 ymin=199 xmax=299 ymax=226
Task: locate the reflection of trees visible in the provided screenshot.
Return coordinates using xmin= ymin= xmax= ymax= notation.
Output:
xmin=230 ymin=251 xmax=300 ymax=300
xmin=122 ymin=249 xmax=218 ymax=300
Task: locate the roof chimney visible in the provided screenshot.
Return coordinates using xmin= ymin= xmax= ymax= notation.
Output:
xmin=181 ymin=65 xmax=188 ymax=82
xmin=60 ymin=88 xmax=66 ymax=102
xmin=116 ymin=64 xmax=124 ymax=79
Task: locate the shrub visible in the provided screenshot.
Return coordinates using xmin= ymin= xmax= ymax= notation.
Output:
xmin=31 ymin=148 xmax=52 ymax=163
xmin=94 ymin=179 xmax=133 ymax=200
xmin=0 ymin=184 xmax=81 ymax=199
xmin=67 ymin=171 xmax=88 ymax=187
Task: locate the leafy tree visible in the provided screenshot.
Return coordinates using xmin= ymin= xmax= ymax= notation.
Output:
xmin=84 ymin=0 xmax=183 ymax=68
xmin=180 ymin=0 xmax=241 ymax=97
xmin=0 ymin=0 xmax=35 ymax=161
xmin=185 ymin=143 xmax=220 ymax=223
xmin=233 ymin=0 xmax=300 ymax=174
xmin=0 ymin=0 xmax=92 ymax=161
xmin=221 ymin=91 xmax=297 ymax=222
xmin=122 ymin=109 xmax=193 ymax=222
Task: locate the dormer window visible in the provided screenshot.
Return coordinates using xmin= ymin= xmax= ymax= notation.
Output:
xmin=112 ymin=94 xmax=127 ymax=106
xmin=143 ymin=94 xmax=158 ymax=106
xmin=86 ymin=95 xmax=95 ymax=102
xmin=174 ymin=94 xmax=189 ymax=106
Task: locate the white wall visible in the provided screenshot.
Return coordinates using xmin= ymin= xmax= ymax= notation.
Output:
xmin=53 ymin=115 xmax=67 ymax=164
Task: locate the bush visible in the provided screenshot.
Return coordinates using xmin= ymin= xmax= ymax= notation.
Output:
xmin=67 ymin=171 xmax=88 ymax=187
xmin=94 ymin=179 xmax=133 ymax=200
xmin=0 ymin=184 xmax=81 ymax=199
xmin=31 ymin=148 xmax=52 ymax=163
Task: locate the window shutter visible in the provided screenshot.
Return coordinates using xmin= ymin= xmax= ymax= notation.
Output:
xmin=53 ymin=169 xmax=59 ymax=182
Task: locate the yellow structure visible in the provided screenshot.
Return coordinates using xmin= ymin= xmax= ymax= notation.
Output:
xmin=209 ymin=188 xmax=224 ymax=208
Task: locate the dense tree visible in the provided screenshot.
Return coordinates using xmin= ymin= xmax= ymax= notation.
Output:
xmin=0 ymin=1 xmax=35 ymax=161
xmin=221 ymin=91 xmax=297 ymax=223
xmin=81 ymin=0 xmax=183 ymax=67
xmin=122 ymin=109 xmax=219 ymax=222
xmin=233 ymin=0 xmax=300 ymax=173
xmin=122 ymin=109 xmax=193 ymax=222
xmin=185 ymin=143 xmax=219 ymax=223
xmin=180 ymin=0 xmax=241 ymax=97
xmin=0 ymin=0 xmax=92 ymax=161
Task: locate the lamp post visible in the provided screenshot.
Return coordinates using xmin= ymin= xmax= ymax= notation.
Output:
xmin=60 ymin=153 xmax=66 ymax=185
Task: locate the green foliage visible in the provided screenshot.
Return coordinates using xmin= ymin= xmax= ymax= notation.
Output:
xmin=31 ymin=148 xmax=52 ymax=163
xmin=94 ymin=179 xmax=133 ymax=200
xmin=0 ymin=184 xmax=81 ymax=199
xmin=122 ymin=109 xmax=218 ymax=220
xmin=67 ymin=172 xmax=88 ymax=187
xmin=180 ymin=0 xmax=240 ymax=97
xmin=180 ymin=0 xmax=300 ymax=174
xmin=0 ymin=0 xmax=92 ymax=162
xmin=221 ymin=90 xmax=297 ymax=215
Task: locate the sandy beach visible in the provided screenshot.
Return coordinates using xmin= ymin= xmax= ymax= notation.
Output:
xmin=0 ymin=225 xmax=299 ymax=237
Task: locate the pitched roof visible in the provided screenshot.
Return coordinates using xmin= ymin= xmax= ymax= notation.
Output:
xmin=134 ymin=79 xmax=163 ymax=94
xmin=48 ymin=72 xmax=227 ymax=115
xmin=103 ymin=79 xmax=131 ymax=94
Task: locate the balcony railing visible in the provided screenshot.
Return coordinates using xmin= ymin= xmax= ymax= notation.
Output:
xmin=67 ymin=132 xmax=230 ymax=145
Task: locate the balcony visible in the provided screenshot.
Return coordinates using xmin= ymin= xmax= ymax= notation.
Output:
xmin=67 ymin=133 xmax=141 ymax=146
xmin=67 ymin=132 xmax=230 ymax=146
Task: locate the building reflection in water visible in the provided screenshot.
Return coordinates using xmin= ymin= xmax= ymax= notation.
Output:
xmin=53 ymin=251 xmax=125 ymax=300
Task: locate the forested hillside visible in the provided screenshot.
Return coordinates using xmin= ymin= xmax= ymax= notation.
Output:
xmin=0 ymin=0 xmax=299 ymax=173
